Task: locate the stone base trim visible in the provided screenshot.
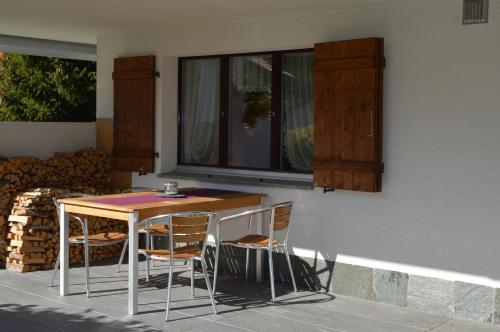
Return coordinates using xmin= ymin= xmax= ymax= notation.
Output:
xmin=332 ymin=262 xmax=499 ymax=324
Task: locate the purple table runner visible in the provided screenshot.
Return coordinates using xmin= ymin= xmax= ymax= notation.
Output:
xmin=86 ymin=188 xmax=241 ymax=206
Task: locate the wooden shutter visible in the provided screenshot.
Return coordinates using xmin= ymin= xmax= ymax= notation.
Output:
xmin=112 ymin=55 xmax=156 ymax=173
xmin=312 ymin=38 xmax=384 ymax=192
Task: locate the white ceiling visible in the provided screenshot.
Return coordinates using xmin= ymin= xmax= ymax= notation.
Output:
xmin=0 ymin=0 xmax=416 ymax=44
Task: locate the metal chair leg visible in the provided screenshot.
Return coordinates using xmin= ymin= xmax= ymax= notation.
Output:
xmin=201 ymin=260 xmax=217 ymax=315
xmin=268 ymin=248 xmax=275 ymax=302
xmin=49 ymin=252 xmax=60 ymax=287
xmin=190 ymin=259 xmax=195 ymax=298
xmin=116 ymin=239 xmax=128 ymax=273
xmin=150 ymin=234 xmax=158 ymax=267
xmin=212 ymin=242 xmax=220 ymax=295
xmin=284 ymin=247 xmax=297 ymax=292
xmin=165 ymin=265 xmax=174 ymax=321
xmin=145 ymin=233 xmax=150 ymax=282
xmin=245 ymin=248 xmax=250 ymax=282
xmin=84 ymin=243 xmax=90 ymax=297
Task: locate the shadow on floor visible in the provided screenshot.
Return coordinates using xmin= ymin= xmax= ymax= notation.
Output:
xmin=139 ymin=269 xmax=336 ymax=321
xmin=204 ymin=246 xmax=336 ymax=292
xmin=0 ymin=303 xmax=157 ymax=332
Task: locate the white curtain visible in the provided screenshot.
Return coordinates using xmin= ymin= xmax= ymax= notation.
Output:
xmin=282 ymin=53 xmax=314 ymax=171
xmin=182 ymin=58 xmax=220 ymax=165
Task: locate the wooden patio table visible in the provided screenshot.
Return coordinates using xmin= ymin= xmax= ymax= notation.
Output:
xmin=57 ymin=188 xmax=266 ymax=315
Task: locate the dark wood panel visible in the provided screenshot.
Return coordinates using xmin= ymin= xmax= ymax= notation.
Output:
xmin=313 ymin=38 xmax=384 ymax=192
xmin=113 ymin=55 xmax=156 ymax=173
xmin=315 ymin=57 xmax=376 ymax=71
xmin=113 ymin=148 xmax=155 ymax=158
xmin=353 ymin=68 xmax=376 ymax=163
xmin=112 ymin=70 xmax=156 ymax=80
xmin=314 ymin=38 xmax=380 ymax=60
xmin=114 ymin=56 xmax=155 ymax=72
xmin=313 ymin=71 xmax=335 ymax=160
xmin=312 ymin=160 xmax=383 ymax=172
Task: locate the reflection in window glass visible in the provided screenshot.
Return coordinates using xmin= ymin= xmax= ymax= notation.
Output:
xmin=228 ymin=55 xmax=272 ymax=169
xmin=181 ymin=58 xmax=220 ymax=165
xmin=282 ymin=52 xmax=314 ymax=171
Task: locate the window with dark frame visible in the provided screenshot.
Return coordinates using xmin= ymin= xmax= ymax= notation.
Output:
xmin=178 ymin=49 xmax=314 ymax=173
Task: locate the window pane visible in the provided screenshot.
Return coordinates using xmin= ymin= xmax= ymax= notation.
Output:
xmin=181 ymin=58 xmax=220 ymax=165
xmin=282 ymin=52 xmax=314 ymax=172
xmin=228 ymin=55 xmax=272 ymax=169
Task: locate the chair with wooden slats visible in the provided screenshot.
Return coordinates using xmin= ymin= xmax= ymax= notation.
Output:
xmin=138 ymin=211 xmax=217 ymax=321
xmin=49 ymin=193 xmax=128 ymax=297
xmin=213 ymin=201 xmax=297 ymax=302
xmin=119 ymin=187 xmax=165 ymax=271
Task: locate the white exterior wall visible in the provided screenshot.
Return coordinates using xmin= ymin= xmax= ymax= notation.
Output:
xmin=0 ymin=122 xmax=96 ymax=159
xmin=96 ymin=0 xmax=500 ymax=286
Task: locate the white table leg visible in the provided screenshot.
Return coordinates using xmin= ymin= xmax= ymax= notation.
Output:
xmin=256 ymin=199 xmax=264 ymax=282
xmin=59 ymin=204 xmax=69 ymax=296
xmin=128 ymin=212 xmax=139 ymax=315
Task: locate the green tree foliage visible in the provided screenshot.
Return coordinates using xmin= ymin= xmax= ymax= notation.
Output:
xmin=0 ymin=53 xmax=96 ymax=122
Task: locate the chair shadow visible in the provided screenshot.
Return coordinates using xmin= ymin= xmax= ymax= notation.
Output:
xmin=205 ymin=246 xmax=335 ymax=292
xmin=139 ymin=269 xmax=336 ymax=322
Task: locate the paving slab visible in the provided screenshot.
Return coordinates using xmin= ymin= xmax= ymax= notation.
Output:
xmin=0 ymin=260 xmax=499 ymax=332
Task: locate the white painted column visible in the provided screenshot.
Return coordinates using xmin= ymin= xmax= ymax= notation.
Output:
xmin=59 ymin=204 xmax=69 ymax=296
xmin=128 ymin=212 xmax=139 ymax=315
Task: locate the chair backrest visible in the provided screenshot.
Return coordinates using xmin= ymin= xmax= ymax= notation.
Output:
xmin=53 ymin=192 xmax=93 ymax=234
xmin=171 ymin=215 xmax=210 ymax=245
xmin=121 ymin=187 xmax=160 ymax=193
xmin=139 ymin=211 xmax=215 ymax=261
xmin=267 ymin=201 xmax=294 ymax=247
xmin=216 ymin=202 xmax=294 ymax=244
xmin=272 ymin=202 xmax=293 ymax=231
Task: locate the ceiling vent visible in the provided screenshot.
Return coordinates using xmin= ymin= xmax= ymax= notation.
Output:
xmin=463 ymin=0 xmax=489 ymax=24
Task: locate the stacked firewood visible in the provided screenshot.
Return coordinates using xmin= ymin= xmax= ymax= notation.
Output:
xmin=5 ymin=188 xmax=64 ymax=272
xmin=5 ymin=188 xmax=127 ymax=272
xmin=45 ymin=148 xmax=113 ymax=189
xmin=0 ymin=148 xmax=117 ymax=267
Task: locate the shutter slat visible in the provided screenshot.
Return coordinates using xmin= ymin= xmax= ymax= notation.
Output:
xmin=314 ymin=57 xmax=376 ymax=71
xmin=312 ymin=160 xmax=383 ymax=173
xmin=113 ymin=148 xmax=155 ymax=158
xmin=112 ymin=70 xmax=155 ymax=80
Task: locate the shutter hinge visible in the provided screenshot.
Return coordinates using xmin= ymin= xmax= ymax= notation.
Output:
xmin=153 ymin=71 xmax=160 ymax=78
xmin=323 ymin=186 xmax=335 ymax=194
xmin=138 ymin=165 xmax=148 ymax=176
xmin=382 ymin=58 xmax=386 ymax=68
xmin=153 ymin=152 xmax=159 ymax=158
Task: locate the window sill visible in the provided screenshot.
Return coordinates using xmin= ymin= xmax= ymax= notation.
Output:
xmin=157 ymin=167 xmax=314 ymax=190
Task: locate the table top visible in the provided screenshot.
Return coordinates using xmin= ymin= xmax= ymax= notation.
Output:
xmin=59 ymin=188 xmax=266 ymax=221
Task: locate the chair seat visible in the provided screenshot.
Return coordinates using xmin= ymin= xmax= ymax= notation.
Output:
xmin=140 ymin=245 xmax=201 ymax=260
xmin=139 ymin=223 xmax=169 ymax=235
xmin=70 ymin=232 xmax=127 ymax=243
xmin=223 ymin=234 xmax=278 ymax=248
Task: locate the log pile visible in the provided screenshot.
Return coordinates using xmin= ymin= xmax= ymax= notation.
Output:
xmin=0 ymin=148 xmax=121 ymax=269
xmin=5 ymin=188 xmax=127 ymax=272
xmin=6 ymin=188 xmax=65 ymax=272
